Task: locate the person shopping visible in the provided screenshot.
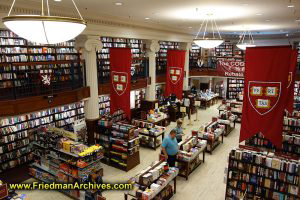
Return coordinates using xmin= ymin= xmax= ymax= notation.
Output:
xmin=162 ymin=130 xmax=178 ymax=167
xmin=174 ymin=119 xmax=184 ymax=143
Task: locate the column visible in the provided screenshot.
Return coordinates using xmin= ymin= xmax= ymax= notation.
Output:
xmin=145 ymin=40 xmax=160 ymax=101
xmin=76 ymin=35 xmax=103 ymax=144
xmin=180 ymin=42 xmax=192 ymax=91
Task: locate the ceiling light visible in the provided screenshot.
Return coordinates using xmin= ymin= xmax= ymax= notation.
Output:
xmin=3 ymin=0 xmax=86 ymax=44
xmin=296 ymin=19 xmax=300 ymax=22
xmin=236 ymin=30 xmax=256 ymax=50
xmin=145 ymin=17 xmax=150 ymax=20
xmin=193 ymin=14 xmax=224 ymax=49
xmin=188 ymin=27 xmax=193 ymax=29
xmin=256 ymin=13 xmax=263 ymax=16
xmin=54 ymin=0 xmax=62 ymax=2
xmin=266 ymin=19 xmax=271 ymax=22
xmin=288 ymin=5 xmax=295 ymax=8
xmin=115 ymin=2 xmax=123 ymax=6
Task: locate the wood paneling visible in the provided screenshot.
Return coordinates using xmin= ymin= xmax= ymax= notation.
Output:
xmin=156 ymin=74 xmax=166 ymax=84
xmin=0 ymin=87 xmax=90 ymax=117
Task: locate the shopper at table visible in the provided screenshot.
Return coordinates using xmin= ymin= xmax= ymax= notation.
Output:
xmin=162 ymin=130 xmax=178 ymax=167
xmin=174 ymin=119 xmax=184 ymax=143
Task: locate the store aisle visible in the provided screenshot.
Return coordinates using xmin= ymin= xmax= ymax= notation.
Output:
xmin=20 ymin=101 xmax=241 ymax=200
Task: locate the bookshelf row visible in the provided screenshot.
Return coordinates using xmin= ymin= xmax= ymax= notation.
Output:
xmin=227 ymin=78 xmax=244 ymax=99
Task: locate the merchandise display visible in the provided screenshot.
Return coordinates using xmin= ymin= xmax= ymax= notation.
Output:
xmin=197 ymin=121 xmax=225 ymax=154
xmin=132 ymin=119 xmax=165 ymax=150
xmin=30 ymin=127 xmax=104 ymax=199
xmin=176 ymin=135 xmax=207 ymax=180
xmin=125 ymin=160 xmax=178 ymax=200
xmin=216 ymin=110 xmax=237 ymax=136
xmin=218 ymin=101 xmax=243 ymax=123
xmin=196 ymin=90 xmax=219 ymax=109
xmin=0 ymin=102 xmax=84 ymax=172
xmin=96 ymin=122 xmax=140 ymax=171
xmin=225 ymin=146 xmax=299 ymax=200
xmin=147 ymin=110 xmax=169 ymax=126
xmin=227 ymin=78 xmax=244 ymax=99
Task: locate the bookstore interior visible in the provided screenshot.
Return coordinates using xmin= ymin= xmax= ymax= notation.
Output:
xmin=0 ymin=0 xmax=300 ymax=200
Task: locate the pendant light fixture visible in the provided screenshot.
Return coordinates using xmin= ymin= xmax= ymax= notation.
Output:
xmin=236 ymin=30 xmax=256 ymax=50
xmin=2 ymin=0 xmax=87 ymax=44
xmin=193 ymin=14 xmax=224 ymax=49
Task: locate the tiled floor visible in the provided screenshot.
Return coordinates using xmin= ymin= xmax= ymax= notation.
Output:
xmin=19 ymin=102 xmax=241 ymax=200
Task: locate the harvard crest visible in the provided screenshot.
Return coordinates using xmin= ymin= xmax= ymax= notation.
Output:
xmin=248 ymin=81 xmax=281 ymax=115
xmin=111 ymin=71 xmax=128 ymax=96
xmin=169 ymin=67 xmax=182 ymax=84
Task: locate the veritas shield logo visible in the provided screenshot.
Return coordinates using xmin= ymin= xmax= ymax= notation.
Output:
xmin=169 ymin=67 xmax=182 ymax=84
xmin=111 ymin=71 xmax=128 ymax=96
xmin=287 ymin=72 xmax=293 ymax=88
xmin=248 ymin=81 xmax=281 ymax=115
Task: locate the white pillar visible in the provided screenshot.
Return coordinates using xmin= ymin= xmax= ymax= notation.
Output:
xmin=180 ymin=42 xmax=192 ymax=91
xmin=76 ymin=35 xmax=103 ymax=120
xmin=145 ymin=40 xmax=160 ymax=101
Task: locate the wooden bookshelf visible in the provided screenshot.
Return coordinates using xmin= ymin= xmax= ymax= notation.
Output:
xmin=227 ymin=78 xmax=244 ymax=99
xmin=97 ymin=37 xmax=148 ymax=83
xmin=156 ymin=41 xmax=180 ymax=75
xmin=189 ymin=44 xmax=201 ymax=69
xmin=0 ymin=101 xmax=84 ymax=173
xmin=225 ymin=147 xmax=300 ymax=200
xmin=214 ymin=42 xmax=233 ymax=58
xmin=0 ymin=29 xmax=84 ymax=101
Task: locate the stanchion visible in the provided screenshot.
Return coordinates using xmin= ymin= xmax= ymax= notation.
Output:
xmin=180 ymin=106 xmax=186 ymax=130
xmin=195 ymin=107 xmax=199 ymax=122
xmin=188 ymin=108 xmax=192 ymax=126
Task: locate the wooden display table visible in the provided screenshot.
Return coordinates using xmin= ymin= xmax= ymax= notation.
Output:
xmin=176 ymin=144 xmax=206 ymax=180
xmin=218 ymin=119 xmax=236 ymax=137
xmin=139 ymin=131 xmax=165 ymax=150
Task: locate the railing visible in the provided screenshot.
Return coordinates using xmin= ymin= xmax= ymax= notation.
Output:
xmin=98 ymin=57 xmax=149 ymax=84
xmin=0 ymin=60 xmax=86 ymax=100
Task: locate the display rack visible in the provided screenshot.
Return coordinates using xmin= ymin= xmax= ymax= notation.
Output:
xmin=0 ymin=29 xmax=84 ymax=100
xmin=197 ymin=121 xmax=225 ymax=154
xmin=156 ymin=41 xmax=179 ymax=75
xmin=132 ymin=119 xmax=165 ymax=150
xmin=227 ymin=78 xmax=244 ymax=99
xmin=189 ymin=44 xmax=201 ymax=69
xmin=125 ymin=160 xmax=178 ymax=200
xmin=0 ymin=102 xmax=84 ymax=172
xmin=217 ymin=111 xmax=237 ymax=136
xmin=176 ymin=135 xmax=207 ymax=180
xmin=97 ymin=37 xmax=148 ymax=83
xmin=98 ymin=95 xmax=110 ymax=116
xmin=225 ymin=146 xmax=300 ymax=200
xmin=30 ymin=127 xmax=104 ymax=200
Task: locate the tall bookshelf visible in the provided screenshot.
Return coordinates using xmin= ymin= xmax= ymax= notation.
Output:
xmin=225 ymin=146 xmax=300 ymax=200
xmin=227 ymin=78 xmax=244 ymax=99
xmin=0 ymin=29 xmax=84 ymax=100
xmin=189 ymin=44 xmax=201 ymax=69
xmin=294 ymin=81 xmax=300 ymax=111
xmin=214 ymin=42 xmax=233 ymax=58
xmin=97 ymin=37 xmax=148 ymax=83
xmin=0 ymin=101 xmax=84 ymax=172
xmin=156 ymin=41 xmax=180 ymax=75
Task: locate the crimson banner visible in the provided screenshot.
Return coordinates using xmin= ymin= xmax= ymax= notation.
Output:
xmin=110 ymin=48 xmax=132 ymax=120
xmin=240 ymin=46 xmax=292 ymax=148
xmin=285 ymin=49 xmax=298 ymax=113
xmin=165 ymin=50 xmax=186 ymax=99
xmin=217 ymin=60 xmax=245 ymax=77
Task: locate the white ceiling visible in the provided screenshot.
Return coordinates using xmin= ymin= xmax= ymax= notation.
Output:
xmin=1 ymin=0 xmax=300 ymax=37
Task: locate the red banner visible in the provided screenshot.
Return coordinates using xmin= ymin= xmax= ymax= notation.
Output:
xmin=165 ymin=50 xmax=186 ymax=99
xmin=285 ymin=50 xmax=298 ymax=113
xmin=240 ymin=46 xmax=292 ymax=148
xmin=110 ymin=48 xmax=132 ymax=120
xmin=0 ymin=184 xmax=8 ymax=199
xmin=217 ymin=60 xmax=245 ymax=77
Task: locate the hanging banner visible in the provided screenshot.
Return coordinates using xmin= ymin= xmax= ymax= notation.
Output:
xmin=285 ymin=49 xmax=298 ymax=114
xmin=110 ymin=48 xmax=132 ymax=120
xmin=240 ymin=46 xmax=292 ymax=148
xmin=217 ymin=60 xmax=245 ymax=77
xmin=165 ymin=50 xmax=186 ymax=99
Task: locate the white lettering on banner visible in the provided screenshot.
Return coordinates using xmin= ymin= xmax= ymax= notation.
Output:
xmin=224 ymin=72 xmax=244 ymax=77
xmin=256 ymin=99 xmax=270 ymax=109
xmin=219 ymin=61 xmax=245 ymax=68
xmin=265 ymin=87 xmax=278 ymax=97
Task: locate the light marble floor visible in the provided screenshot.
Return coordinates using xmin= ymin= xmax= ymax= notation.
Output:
xmin=19 ymin=102 xmax=241 ymax=200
